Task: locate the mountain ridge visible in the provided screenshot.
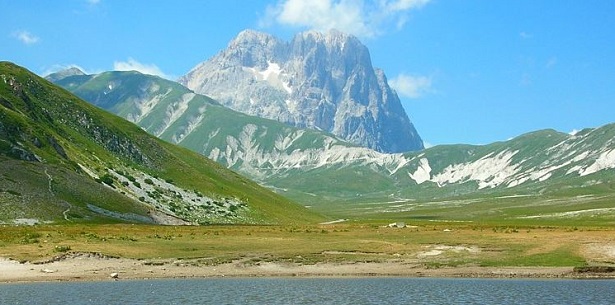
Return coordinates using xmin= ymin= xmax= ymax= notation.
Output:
xmin=49 ymin=69 xmax=615 ymax=218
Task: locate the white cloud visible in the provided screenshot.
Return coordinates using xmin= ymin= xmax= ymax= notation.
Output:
xmin=12 ymin=30 xmax=40 ymax=45
xmin=113 ymin=58 xmax=170 ymax=79
xmin=569 ymin=129 xmax=579 ymax=136
xmin=262 ymin=0 xmax=431 ymax=38
xmin=388 ymin=73 xmax=432 ymax=99
xmin=385 ymin=0 xmax=431 ymax=12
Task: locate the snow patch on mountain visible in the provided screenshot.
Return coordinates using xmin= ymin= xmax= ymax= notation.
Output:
xmin=128 ymin=88 xmax=172 ymax=123
xmin=509 ymin=160 xmax=574 ymax=188
xmin=157 ymin=93 xmax=195 ymax=136
xmin=579 ymin=149 xmax=615 ymax=176
xmin=409 ymin=158 xmax=431 ymax=184
xmin=432 ymin=150 xmax=520 ymax=189
xmin=245 ymin=61 xmax=292 ymax=94
xmin=172 ymin=105 xmax=208 ymax=144
xmin=206 ymin=124 xmax=409 ymax=173
xmin=274 ymin=130 xmax=305 ymax=151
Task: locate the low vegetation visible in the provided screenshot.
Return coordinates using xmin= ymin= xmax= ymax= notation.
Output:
xmin=0 ymin=222 xmax=612 ymax=269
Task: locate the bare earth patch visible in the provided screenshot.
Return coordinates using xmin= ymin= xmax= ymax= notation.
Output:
xmin=416 ymin=245 xmax=480 ymax=258
xmin=582 ymin=243 xmax=615 ymax=263
xmin=0 ymin=253 xmax=607 ymax=283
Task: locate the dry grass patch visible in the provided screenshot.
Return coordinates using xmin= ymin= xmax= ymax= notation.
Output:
xmin=0 ymin=224 xmax=613 ymax=268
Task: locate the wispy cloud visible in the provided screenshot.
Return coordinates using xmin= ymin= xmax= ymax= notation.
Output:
xmin=113 ymin=58 xmax=170 ymax=79
xmin=546 ymin=56 xmax=558 ymax=69
xmin=519 ymin=31 xmax=532 ymax=39
xmin=388 ymin=73 xmax=432 ymax=99
xmin=87 ymin=0 xmax=101 ymax=4
xmin=261 ymin=0 xmax=431 ymax=38
xmin=12 ymin=30 xmax=40 ymax=45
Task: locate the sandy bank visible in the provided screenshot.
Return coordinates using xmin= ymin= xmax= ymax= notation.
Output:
xmin=2 ymin=253 xmax=613 ymax=283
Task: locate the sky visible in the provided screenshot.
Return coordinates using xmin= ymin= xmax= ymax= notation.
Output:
xmin=2 ymin=0 xmax=615 ymax=147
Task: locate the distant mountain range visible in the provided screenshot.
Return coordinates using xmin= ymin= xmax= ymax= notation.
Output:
xmin=5 ymin=26 xmax=615 ymax=226
xmin=179 ymin=30 xmax=424 ymax=153
xmin=49 ymin=67 xmax=615 ymax=216
xmin=0 ymin=61 xmax=322 ymax=225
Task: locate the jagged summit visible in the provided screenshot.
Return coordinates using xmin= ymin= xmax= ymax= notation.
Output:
xmin=179 ymin=29 xmax=423 ymax=153
xmin=233 ymin=29 xmax=276 ymax=43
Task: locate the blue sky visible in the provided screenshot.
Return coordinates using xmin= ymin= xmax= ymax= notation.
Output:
xmin=2 ymin=0 xmax=614 ymax=147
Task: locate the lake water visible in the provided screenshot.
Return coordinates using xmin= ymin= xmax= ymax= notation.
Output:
xmin=1 ymin=277 xmax=614 ymax=304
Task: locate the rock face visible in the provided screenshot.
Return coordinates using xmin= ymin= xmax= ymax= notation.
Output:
xmin=179 ymin=29 xmax=423 ymax=153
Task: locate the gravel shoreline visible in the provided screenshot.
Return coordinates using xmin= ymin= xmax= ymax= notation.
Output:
xmin=2 ymin=253 xmax=614 ymax=283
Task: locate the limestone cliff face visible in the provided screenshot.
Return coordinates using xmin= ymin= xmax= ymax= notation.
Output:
xmin=179 ymin=29 xmax=423 ymax=153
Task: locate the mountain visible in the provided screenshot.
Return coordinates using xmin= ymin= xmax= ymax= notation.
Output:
xmin=43 ymin=67 xmax=85 ymax=83
xmin=0 ymin=61 xmax=322 ymax=225
xmin=50 ymin=69 xmax=615 ymax=223
xmin=48 ymin=70 xmax=361 ymax=178
xmin=179 ymin=29 xmax=424 ymax=153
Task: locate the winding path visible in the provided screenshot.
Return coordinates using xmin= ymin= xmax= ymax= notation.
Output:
xmin=44 ymin=169 xmax=54 ymax=196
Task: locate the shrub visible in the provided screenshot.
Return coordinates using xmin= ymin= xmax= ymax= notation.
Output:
xmin=54 ymin=245 xmax=71 ymax=253
xmin=6 ymin=190 xmax=21 ymax=196
xmin=100 ymin=174 xmax=114 ymax=186
xmin=20 ymin=232 xmax=41 ymax=244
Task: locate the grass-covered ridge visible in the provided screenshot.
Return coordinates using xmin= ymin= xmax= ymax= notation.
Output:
xmin=0 ymin=61 xmax=323 ymax=225
xmin=49 ymin=68 xmax=615 ymax=226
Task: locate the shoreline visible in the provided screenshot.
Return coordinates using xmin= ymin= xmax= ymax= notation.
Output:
xmin=2 ymin=253 xmax=614 ymax=283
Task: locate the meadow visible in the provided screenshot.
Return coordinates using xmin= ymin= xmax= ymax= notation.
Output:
xmin=1 ymin=221 xmax=613 ymax=270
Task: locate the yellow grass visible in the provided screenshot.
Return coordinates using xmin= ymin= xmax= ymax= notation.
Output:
xmin=0 ymin=223 xmax=613 ymax=268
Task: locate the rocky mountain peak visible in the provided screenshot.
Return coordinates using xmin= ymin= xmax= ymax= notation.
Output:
xmin=44 ymin=67 xmax=86 ymax=82
xmin=232 ymin=29 xmax=277 ymax=45
xmin=179 ymin=29 xmax=424 ymax=153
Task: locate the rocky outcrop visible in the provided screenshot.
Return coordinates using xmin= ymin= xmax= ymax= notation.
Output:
xmin=179 ymin=29 xmax=423 ymax=153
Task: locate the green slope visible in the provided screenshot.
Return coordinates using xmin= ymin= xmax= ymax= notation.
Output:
xmin=52 ymin=70 xmax=349 ymax=155
xmin=1 ymin=62 xmax=323 ymax=225
xmin=49 ymin=69 xmax=615 ymax=225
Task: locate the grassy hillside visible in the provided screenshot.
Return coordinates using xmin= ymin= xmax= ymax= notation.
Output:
xmin=0 ymin=61 xmax=323 ymax=225
xmin=49 ymin=69 xmax=615 ymax=226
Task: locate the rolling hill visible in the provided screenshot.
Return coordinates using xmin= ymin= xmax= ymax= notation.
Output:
xmin=0 ymin=61 xmax=323 ymax=225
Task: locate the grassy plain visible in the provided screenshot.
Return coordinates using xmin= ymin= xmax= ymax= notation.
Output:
xmin=1 ymin=222 xmax=613 ymax=270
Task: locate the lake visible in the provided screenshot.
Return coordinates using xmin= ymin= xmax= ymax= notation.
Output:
xmin=1 ymin=277 xmax=614 ymax=304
